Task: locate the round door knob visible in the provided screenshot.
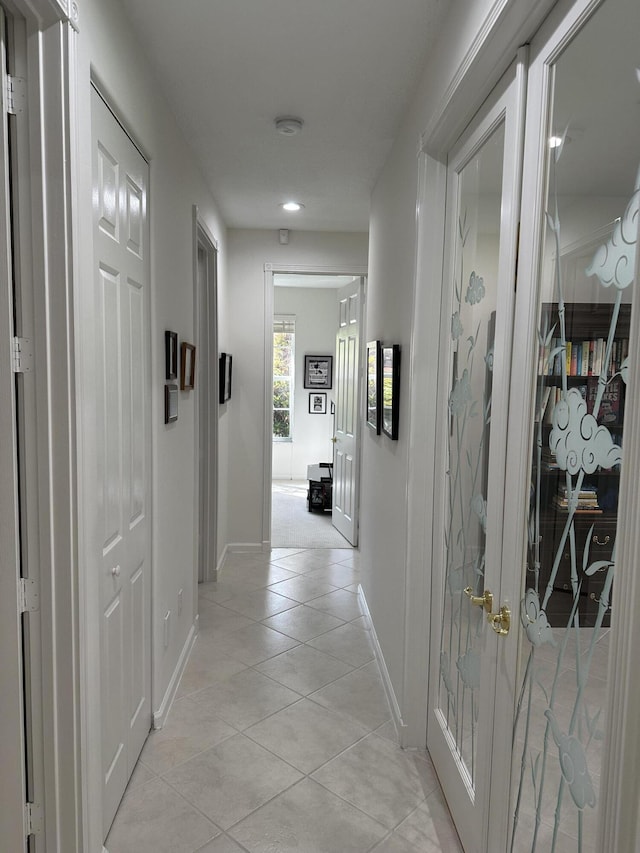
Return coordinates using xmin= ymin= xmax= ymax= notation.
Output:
xmin=331 ymin=436 xmax=338 ymax=443
xmin=112 ymin=565 xmax=121 ymax=578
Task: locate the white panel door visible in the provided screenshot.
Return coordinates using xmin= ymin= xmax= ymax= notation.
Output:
xmin=332 ymin=279 xmax=362 ymax=545
xmin=91 ymin=87 xmax=151 ymax=837
xmin=0 ymin=12 xmax=27 ymax=851
xmin=427 ymin=57 xmax=526 ymax=852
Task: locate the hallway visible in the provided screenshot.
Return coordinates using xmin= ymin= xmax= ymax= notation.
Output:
xmin=105 ymin=549 xmax=461 ymax=853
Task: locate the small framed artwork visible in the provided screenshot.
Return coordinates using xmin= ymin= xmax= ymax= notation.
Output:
xmin=304 ymin=355 xmax=333 ymax=390
xmin=165 ymin=330 xmax=178 ymax=380
xmin=164 ymin=383 xmax=178 ymax=424
xmin=219 ymin=352 xmax=233 ymax=403
xmin=366 ymin=340 xmax=381 ymax=433
xmin=381 ymin=344 xmax=401 ymax=440
xmin=180 ymin=342 xmax=196 ymax=390
xmin=309 ymin=392 xmax=327 ymax=414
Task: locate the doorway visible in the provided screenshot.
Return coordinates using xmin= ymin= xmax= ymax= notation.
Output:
xmin=264 ymin=268 xmax=365 ymax=549
xmin=195 ymin=216 xmax=219 ymax=584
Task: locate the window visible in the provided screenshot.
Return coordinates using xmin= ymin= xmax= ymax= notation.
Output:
xmin=273 ymin=316 xmax=295 ymax=440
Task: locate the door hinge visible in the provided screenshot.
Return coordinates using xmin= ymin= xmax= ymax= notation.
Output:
xmin=19 ymin=577 xmax=39 ymax=613
xmin=24 ymin=802 xmax=43 ymax=837
xmin=6 ymin=75 xmax=25 ymax=116
xmin=12 ymin=336 xmax=32 ymax=373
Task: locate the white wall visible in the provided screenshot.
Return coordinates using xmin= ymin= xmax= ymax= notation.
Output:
xmin=225 ymin=229 xmax=368 ymax=546
xmin=273 ymin=287 xmax=338 ymax=480
xmin=75 ymin=1 xmax=228 ymax=843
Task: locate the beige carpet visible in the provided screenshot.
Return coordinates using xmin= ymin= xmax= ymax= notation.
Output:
xmin=271 ymin=480 xmax=352 ymax=549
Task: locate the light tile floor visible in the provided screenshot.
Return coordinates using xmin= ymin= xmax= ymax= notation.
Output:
xmin=105 ymin=548 xmax=462 ymax=853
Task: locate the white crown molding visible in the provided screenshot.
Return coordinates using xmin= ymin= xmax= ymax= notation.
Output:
xmin=55 ymin=0 xmax=79 ymax=29
xmin=21 ymin=0 xmax=79 ymax=30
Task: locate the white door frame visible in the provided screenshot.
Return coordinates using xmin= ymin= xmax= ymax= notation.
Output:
xmin=262 ymin=263 xmax=367 ymax=550
xmin=0 ymin=0 xmax=83 ymax=850
xmin=193 ymin=208 xmax=219 ymax=587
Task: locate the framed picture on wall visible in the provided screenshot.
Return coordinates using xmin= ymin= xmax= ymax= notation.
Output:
xmin=366 ymin=340 xmax=381 ymax=433
xmin=304 ymin=355 xmax=333 ymax=390
xmin=219 ymin=352 xmax=233 ymax=403
xmin=165 ymin=330 xmax=178 ymax=380
xmin=164 ymin=383 xmax=178 ymax=423
xmin=309 ymin=392 xmax=327 ymax=414
xmin=381 ymin=344 xmax=400 ymax=440
xmin=180 ymin=342 xmax=196 ymax=390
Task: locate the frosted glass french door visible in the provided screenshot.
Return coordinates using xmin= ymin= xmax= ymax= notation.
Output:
xmin=506 ymin=0 xmax=640 ymax=849
xmin=427 ymin=55 xmax=527 ymax=853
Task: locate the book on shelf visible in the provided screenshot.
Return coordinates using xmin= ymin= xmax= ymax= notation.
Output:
xmin=586 ymin=375 xmax=622 ymax=426
xmin=543 ymin=335 xmax=628 ymax=378
xmin=553 ymin=483 xmax=600 ymax=512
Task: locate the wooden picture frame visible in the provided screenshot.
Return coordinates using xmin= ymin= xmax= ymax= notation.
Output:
xmin=309 ymin=392 xmax=327 ymax=414
xmin=366 ymin=340 xmax=381 ymax=433
xmin=180 ymin=342 xmax=196 ymax=390
xmin=165 ymin=330 xmax=178 ymax=380
xmin=381 ymin=344 xmax=400 ymax=440
xmin=219 ymin=352 xmax=233 ymax=403
xmin=304 ymin=355 xmax=333 ymax=390
xmin=164 ymin=383 xmax=178 ymax=423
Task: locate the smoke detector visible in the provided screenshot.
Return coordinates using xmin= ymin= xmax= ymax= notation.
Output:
xmin=275 ymin=116 xmax=304 ymax=136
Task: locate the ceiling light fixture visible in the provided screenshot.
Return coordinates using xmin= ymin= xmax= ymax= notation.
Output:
xmin=281 ymin=201 xmax=304 ymax=212
xmin=275 ymin=116 xmax=304 ymax=136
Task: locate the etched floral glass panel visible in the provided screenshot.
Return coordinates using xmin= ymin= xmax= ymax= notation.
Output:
xmin=438 ymin=122 xmax=505 ymax=786
xmin=510 ymin=0 xmax=638 ymax=849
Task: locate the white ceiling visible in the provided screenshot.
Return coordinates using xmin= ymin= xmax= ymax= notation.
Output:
xmin=117 ymin=0 xmax=447 ymax=232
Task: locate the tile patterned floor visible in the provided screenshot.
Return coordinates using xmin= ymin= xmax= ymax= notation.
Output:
xmin=105 ymin=548 xmax=462 ymax=853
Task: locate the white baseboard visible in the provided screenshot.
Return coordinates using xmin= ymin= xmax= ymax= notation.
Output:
xmin=227 ymin=542 xmax=263 ymax=554
xmin=357 ymin=584 xmax=408 ymax=747
xmin=215 ymin=544 xmax=229 ymax=577
xmin=152 ymin=623 xmax=197 ymax=730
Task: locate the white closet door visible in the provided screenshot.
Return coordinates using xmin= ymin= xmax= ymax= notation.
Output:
xmin=91 ymin=87 xmax=152 ymax=837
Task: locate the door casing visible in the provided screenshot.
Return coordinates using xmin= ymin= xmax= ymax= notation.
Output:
xmin=193 ymin=209 xmax=219 ymax=586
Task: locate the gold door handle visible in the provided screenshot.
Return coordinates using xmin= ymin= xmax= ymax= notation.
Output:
xmin=592 ymin=534 xmax=610 ymax=546
xmin=487 ymin=605 xmax=511 ymax=636
xmin=464 ymin=587 xmax=493 ymax=614
xmin=331 ymin=436 xmax=337 ymax=443
xmin=464 ymin=587 xmax=510 ymax=636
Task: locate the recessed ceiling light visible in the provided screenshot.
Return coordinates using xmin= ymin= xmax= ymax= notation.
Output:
xmin=275 ymin=116 xmax=304 ymax=136
xmin=281 ymin=201 xmax=304 ymax=212
xmin=549 ymin=135 xmax=563 ymax=148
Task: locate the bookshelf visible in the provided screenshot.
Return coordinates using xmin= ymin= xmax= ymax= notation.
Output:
xmin=534 ymin=302 xmax=630 ymax=627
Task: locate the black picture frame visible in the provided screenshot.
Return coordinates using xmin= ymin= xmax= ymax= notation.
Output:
xmin=304 ymin=355 xmax=333 ymax=390
xmin=180 ymin=342 xmax=196 ymax=390
xmin=309 ymin=392 xmax=327 ymax=414
xmin=381 ymin=344 xmax=401 ymax=440
xmin=165 ymin=330 xmax=178 ymax=380
xmin=164 ymin=383 xmax=178 ymax=423
xmin=366 ymin=340 xmax=381 ymax=433
xmin=219 ymin=352 xmax=233 ymax=403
